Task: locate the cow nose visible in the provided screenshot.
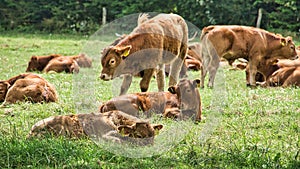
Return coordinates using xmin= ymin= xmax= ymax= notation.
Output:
xmin=100 ymin=74 xmax=107 ymax=79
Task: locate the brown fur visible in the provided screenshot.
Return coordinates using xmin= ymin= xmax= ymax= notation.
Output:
xmin=100 ymin=13 xmax=188 ymax=95
xmin=43 ymin=56 xmax=80 ymax=73
xmin=28 ymin=110 xmax=163 ymax=145
xmin=200 ymin=25 xmax=297 ymax=88
xmin=0 ymin=73 xmax=58 ymax=104
xmin=268 ymin=66 xmax=300 ymax=87
xmin=26 ymin=54 xmax=61 ymax=72
xmin=99 ymin=79 xmax=202 ymax=122
xmin=72 ymin=53 xmax=92 ymax=68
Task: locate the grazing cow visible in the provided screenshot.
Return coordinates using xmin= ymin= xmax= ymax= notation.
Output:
xmin=43 ymin=56 xmax=80 ymax=73
xmin=200 ymin=25 xmax=297 ymax=88
xmin=0 ymin=73 xmax=58 ymax=104
xmin=268 ymin=66 xmax=300 ymax=87
xmin=99 ymin=79 xmax=202 ymax=122
xmin=100 ymin=13 xmax=188 ymax=95
xmin=26 ymin=54 xmax=61 ymax=72
xmin=28 ymin=110 xmax=163 ymax=145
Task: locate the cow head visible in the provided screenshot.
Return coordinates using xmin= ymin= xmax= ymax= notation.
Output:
xmin=273 ymin=36 xmax=297 ymax=59
xmin=118 ymin=122 xmax=163 ymax=138
xmin=0 ymin=81 xmax=10 ymax=102
xmin=100 ymin=45 xmax=132 ymax=80
xmin=168 ymin=79 xmax=202 ymax=121
xmin=26 ymin=54 xmax=60 ymax=72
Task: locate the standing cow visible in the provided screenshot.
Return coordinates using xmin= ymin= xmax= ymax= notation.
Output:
xmin=200 ymin=25 xmax=297 ymax=88
xmin=100 ymin=13 xmax=188 ymax=95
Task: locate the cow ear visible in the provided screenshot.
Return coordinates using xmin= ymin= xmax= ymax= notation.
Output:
xmin=152 ymin=124 xmax=163 ymax=131
xmin=280 ymin=38 xmax=287 ymax=46
xmin=31 ymin=56 xmax=37 ymax=61
xmin=168 ymin=86 xmax=177 ymax=94
xmin=193 ymin=79 xmax=201 ymax=88
xmin=117 ymin=125 xmax=134 ymax=136
xmin=115 ymin=45 xmax=131 ymax=59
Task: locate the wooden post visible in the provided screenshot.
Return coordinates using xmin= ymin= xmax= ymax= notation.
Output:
xmin=256 ymin=8 xmax=263 ymax=28
xmin=102 ymin=7 xmax=107 ymax=25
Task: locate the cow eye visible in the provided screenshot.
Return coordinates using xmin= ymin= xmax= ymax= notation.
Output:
xmin=290 ymin=45 xmax=295 ymax=50
xmin=109 ymin=59 xmax=116 ymax=65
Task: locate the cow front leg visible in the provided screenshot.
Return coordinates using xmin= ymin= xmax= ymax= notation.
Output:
xmin=156 ymin=64 xmax=165 ymax=91
xmin=120 ymin=75 xmax=132 ymax=95
xmin=140 ymin=69 xmax=155 ymax=92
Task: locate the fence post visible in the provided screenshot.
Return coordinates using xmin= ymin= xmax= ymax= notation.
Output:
xmin=256 ymin=8 xmax=263 ymax=28
xmin=102 ymin=7 xmax=107 ymax=25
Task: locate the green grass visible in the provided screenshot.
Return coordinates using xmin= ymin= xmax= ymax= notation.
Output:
xmin=0 ymin=34 xmax=299 ymax=168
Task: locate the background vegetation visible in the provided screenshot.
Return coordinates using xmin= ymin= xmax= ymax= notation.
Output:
xmin=0 ymin=0 xmax=299 ymax=37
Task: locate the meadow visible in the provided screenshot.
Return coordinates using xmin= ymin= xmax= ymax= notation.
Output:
xmin=0 ymin=33 xmax=299 ymax=168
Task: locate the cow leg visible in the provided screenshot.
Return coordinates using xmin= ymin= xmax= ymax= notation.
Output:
xmin=200 ymin=67 xmax=207 ymax=88
xmin=156 ymin=64 xmax=165 ymax=91
xmin=248 ymin=61 xmax=258 ymax=88
xmin=120 ymin=75 xmax=132 ymax=95
xmin=140 ymin=69 xmax=155 ymax=92
xmin=207 ymin=62 xmax=219 ymax=88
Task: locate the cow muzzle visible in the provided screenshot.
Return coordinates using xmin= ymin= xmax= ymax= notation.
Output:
xmin=100 ymin=73 xmax=112 ymax=81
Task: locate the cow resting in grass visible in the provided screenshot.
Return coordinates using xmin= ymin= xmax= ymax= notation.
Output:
xmin=100 ymin=13 xmax=188 ymax=95
xmin=28 ymin=110 xmax=163 ymax=145
xmin=26 ymin=54 xmax=61 ymax=72
xmin=0 ymin=73 xmax=58 ymax=105
xmin=43 ymin=56 xmax=80 ymax=73
xmin=200 ymin=25 xmax=297 ymax=88
xmin=267 ymin=66 xmax=300 ymax=87
xmin=99 ymin=79 xmax=202 ymax=122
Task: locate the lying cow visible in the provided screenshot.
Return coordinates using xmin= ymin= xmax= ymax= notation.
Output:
xmin=26 ymin=54 xmax=92 ymax=73
xmin=26 ymin=54 xmax=61 ymax=72
xmin=100 ymin=13 xmax=188 ymax=95
xmin=28 ymin=110 xmax=163 ymax=145
xmin=0 ymin=73 xmax=58 ymax=105
xmin=200 ymin=25 xmax=297 ymax=88
xmin=43 ymin=56 xmax=80 ymax=73
xmin=99 ymin=79 xmax=202 ymax=122
xmin=267 ymin=66 xmax=300 ymax=87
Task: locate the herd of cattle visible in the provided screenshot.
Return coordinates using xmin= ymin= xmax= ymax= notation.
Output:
xmin=1 ymin=13 xmax=299 ymax=145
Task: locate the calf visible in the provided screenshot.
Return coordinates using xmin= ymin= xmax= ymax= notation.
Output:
xmin=73 ymin=53 xmax=92 ymax=68
xmin=100 ymin=13 xmax=188 ymax=95
xmin=43 ymin=56 xmax=80 ymax=73
xmin=268 ymin=66 xmax=300 ymax=87
xmin=200 ymin=25 xmax=297 ymax=88
xmin=0 ymin=73 xmax=58 ymax=105
xmin=28 ymin=110 xmax=163 ymax=145
xmin=26 ymin=54 xmax=61 ymax=72
xmin=99 ymin=79 xmax=202 ymax=122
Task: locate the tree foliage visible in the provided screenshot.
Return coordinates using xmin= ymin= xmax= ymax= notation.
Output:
xmin=0 ymin=0 xmax=299 ymax=35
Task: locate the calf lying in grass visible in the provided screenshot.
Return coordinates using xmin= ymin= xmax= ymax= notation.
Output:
xmin=26 ymin=53 xmax=92 ymax=73
xmin=99 ymin=79 xmax=202 ymax=122
xmin=0 ymin=73 xmax=58 ymax=105
xmin=28 ymin=110 xmax=163 ymax=145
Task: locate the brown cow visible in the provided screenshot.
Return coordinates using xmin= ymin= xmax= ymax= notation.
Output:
xmin=0 ymin=73 xmax=58 ymax=105
xmin=26 ymin=54 xmax=61 ymax=72
xmin=28 ymin=110 xmax=163 ymax=145
xmin=100 ymin=13 xmax=188 ymax=95
xmin=43 ymin=56 xmax=80 ymax=73
xmin=99 ymin=79 xmax=202 ymax=122
xmin=200 ymin=25 xmax=297 ymax=88
xmin=186 ymin=42 xmax=202 ymax=71
xmin=72 ymin=53 xmax=92 ymax=68
xmin=267 ymin=66 xmax=300 ymax=87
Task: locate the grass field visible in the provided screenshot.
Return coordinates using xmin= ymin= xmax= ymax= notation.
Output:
xmin=0 ymin=33 xmax=299 ymax=168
